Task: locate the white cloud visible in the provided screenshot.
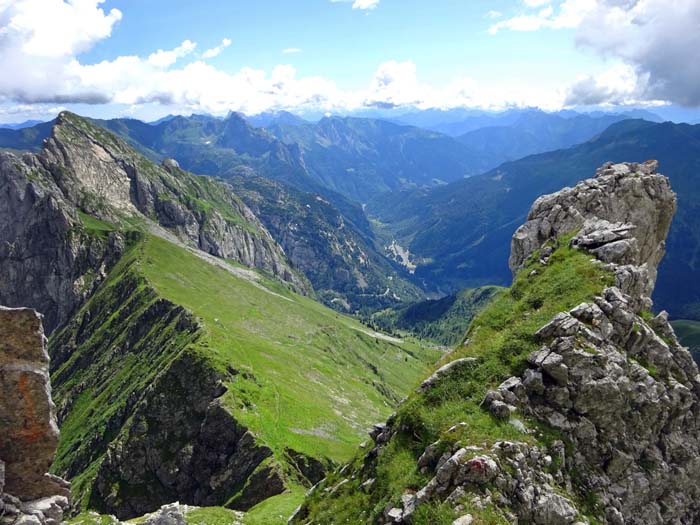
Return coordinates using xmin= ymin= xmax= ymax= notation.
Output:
xmin=488 ymin=0 xmax=700 ymax=107
xmin=364 ymin=60 xmax=424 ymax=108
xmin=572 ymin=0 xmax=700 ymax=106
xmin=11 ymin=0 xmax=695 ymax=117
xmin=362 ymin=60 xmax=565 ymax=111
xmin=148 ymin=40 xmax=196 ymax=68
xmin=0 ymin=103 xmax=66 ymax=119
xmin=489 ymin=0 xmax=596 ymax=34
xmin=352 ymin=0 xmax=379 ymax=10
xmin=564 ymin=64 xmax=655 ymax=107
xmin=3 ymin=0 xmax=122 ymax=58
xmin=202 ymin=38 xmax=231 ymax=59
xmin=0 ymin=0 xmax=122 ymax=103
xmin=484 ymin=10 xmax=502 ymax=19
xmin=282 ymin=48 xmax=302 ymax=54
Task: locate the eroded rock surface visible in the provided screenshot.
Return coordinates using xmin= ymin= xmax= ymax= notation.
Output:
xmin=442 ymin=162 xmax=698 ymax=524
xmin=0 ymin=112 xmax=308 ymax=335
xmin=0 ymin=307 xmax=70 ymax=524
xmin=510 ymin=160 xmax=675 ymax=297
xmin=40 ymin=112 xmax=307 ymax=294
xmin=0 ymin=153 xmax=124 ymax=333
xmin=296 ymin=162 xmax=699 ymax=525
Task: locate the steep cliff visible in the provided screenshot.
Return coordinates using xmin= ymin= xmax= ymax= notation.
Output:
xmin=0 ymin=152 xmax=124 ymax=333
xmin=0 ymin=112 xmax=309 ymax=335
xmin=0 ymin=306 xmax=70 ymax=525
xmin=40 ymin=112 xmax=309 ymax=295
xmin=293 ymin=162 xmax=700 ymax=525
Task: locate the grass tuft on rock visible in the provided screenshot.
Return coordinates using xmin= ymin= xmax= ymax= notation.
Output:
xmin=297 ymin=234 xmax=615 ymax=523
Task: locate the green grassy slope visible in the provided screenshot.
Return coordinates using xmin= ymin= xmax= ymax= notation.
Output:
xmin=295 ymin=235 xmax=615 ymax=524
xmin=51 ymin=214 xmax=439 ymax=519
xmin=140 ymin=233 xmax=438 ymax=461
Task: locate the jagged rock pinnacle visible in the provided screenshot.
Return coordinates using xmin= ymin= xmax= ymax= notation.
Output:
xmin=509 ymin=161 xmax=676 ymax=298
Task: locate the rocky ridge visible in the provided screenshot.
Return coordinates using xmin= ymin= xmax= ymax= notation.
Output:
xmin=292 ymin=162 xmax=699 ymax=525
xmin=46 ymin=244 xmax=287 ymax=519
xmin=0 ymin=112 xmax=309 ymax=334
xmin=0 ymin=306 xmax=70 ymax=525
xmin=41 ymin=112 xmax=308 ymax=294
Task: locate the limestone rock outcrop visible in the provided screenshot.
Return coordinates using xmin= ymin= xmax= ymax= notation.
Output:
xmin=294 ymin=162 xmax=698 ymax=525
xmin=431 ymin=162 xmax=698 ymax=524
xmin=39 ymin=112 xmax=308 ymax=295
xmin=0 ymin=112 xmax=309 ymax=335
xmin=0 ymin=153 xmax=124 ymax=333
xmin=510 ymin=160 xmax=675 ymax=298
xmin=0 ymin=306 xmax=70 ymax=524
xmin=485 ymin=162 xmax=700 ymax=524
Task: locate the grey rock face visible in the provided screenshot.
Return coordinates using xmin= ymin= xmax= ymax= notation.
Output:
xmin=304 ymin=163 xmax=696 ymax=525
xmin=509 ymin=161 xmax=676 ymax=297
xmin=39 ymin=112 xmax=308 ymax=295
xmin=0 ymin=153 xmax=123 ymax=333
xmin=496 ymin=162 xmax=700 ymax=524
xmin=0 ymin=307 xmax=70 ymax=525
xmin=0 ymin=113 xmax=309 ymax=336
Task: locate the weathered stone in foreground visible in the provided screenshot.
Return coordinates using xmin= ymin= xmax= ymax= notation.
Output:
xmin=0 ymin=307 xmax=68 ymax=501
xmin=0 ymin=307 xmax=70 ymax=525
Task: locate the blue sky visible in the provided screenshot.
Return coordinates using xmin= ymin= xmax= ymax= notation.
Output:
xmin=84 ymin=0 xmax=597 ymax=89
xmin=0 ymin=0 xmax=698 ymax=122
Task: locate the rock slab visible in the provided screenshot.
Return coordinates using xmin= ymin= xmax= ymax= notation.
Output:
xmin=0 ymin=306 xmax=70 ymax=523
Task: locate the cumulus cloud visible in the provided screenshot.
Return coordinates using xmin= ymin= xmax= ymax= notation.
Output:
xmin=2 ymin=0 xmax=122 ymax=58
xmin=490 ymin=0 xmax=700 ymax=108
xmin=564 ymin=64 xmax=656 ymax=107
xmin=0 ymin=0 xmax=122 ymax=104
xmin=364 ymin=60 xmax=424 ymax=108
xmin=489 ymin=0 xmax=596 ymax=34
xmin=362 ymin=60 xmax=564 ymax=111
xmin=0 ymin=103 xmax=66 ymax=119
xmin=0 ymin=0 xmax=570 ymax=115
xmin=202 ymin=38 xmax=231 ymax=59
xmin=571 ymin=0 xmax=700 ymax=107
xmin=148 ymin=40 xmax=196 ymax=68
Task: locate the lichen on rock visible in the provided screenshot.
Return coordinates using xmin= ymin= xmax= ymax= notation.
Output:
xmin=0 ymin=306 xmax=70 ymax=525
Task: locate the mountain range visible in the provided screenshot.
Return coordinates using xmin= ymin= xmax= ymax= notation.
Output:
xmin=369 ymin=119 xmax=700 ymax=320
xmin=0 ymin=112 xmax=439 ymax=521
xmin=2 ymin=105 xmax=700 ymax=525
xmin=393 ymin=107 xmax=663 ymax=136
xmin=2 ymin=111 xmax=699 ymax=323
